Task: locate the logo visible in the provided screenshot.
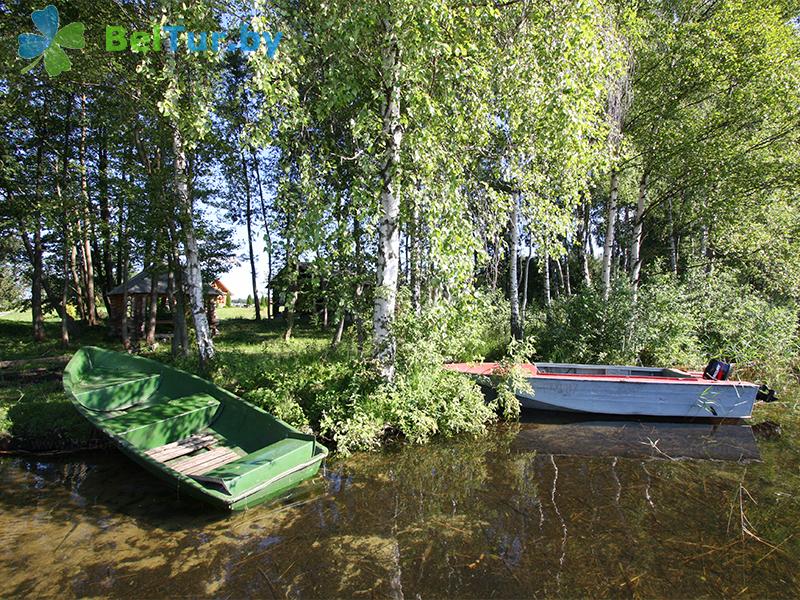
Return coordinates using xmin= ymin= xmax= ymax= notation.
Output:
xmin=105 ymin=24 xmax=282 ymax=57
xmin=17 ymin=4 xmax=85 ymax=77
xmin=15 ymin=5 xmax=281 ymax=79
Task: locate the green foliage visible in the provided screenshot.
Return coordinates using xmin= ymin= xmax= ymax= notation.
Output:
xmin=530 ymin=268 xmax=799 ymax=390
xmin=395 ymin=288 xmax=510 ymax=363
xmin=246 ymin=387 xmax=310 ymax=432
xmin=632 ymin=272 xmax=703 ymax=367
xmin=690 ymin=271 xmax=799 ymax=388
xmin=245 ymin=294 xmax=253 ymax=307
xmin=318 ymin=297 xmax=503 ymax=455
xmin=225 ymin=292 xmax=231 ymax=308
xmin=532 ymin=278 xmax=638 ymax=365
xmin=204 ymin=296 xmax=507 ymax=456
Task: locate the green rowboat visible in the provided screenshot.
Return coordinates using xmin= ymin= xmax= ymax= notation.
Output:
xmin=63 ymin=346 xmax=328 ymax=510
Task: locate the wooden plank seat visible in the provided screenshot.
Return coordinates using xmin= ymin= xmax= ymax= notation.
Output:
xmin=170 ymin=447 xmax=242 ymax=477
xmin=145 ymin=433 xmax=217 ymax=463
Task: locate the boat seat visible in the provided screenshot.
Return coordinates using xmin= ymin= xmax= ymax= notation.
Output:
xmin=193 ymin=437 xmax=315 ymax=496
xmin=145 ymin=433 xmax=218 ymax=462
xmin=72 ymin=368 xmax=161 ymax=412
xmin=170 ymin=446 xmax=242 ymax=476
xmin=104 ymin=394 xmax=221 ymax=451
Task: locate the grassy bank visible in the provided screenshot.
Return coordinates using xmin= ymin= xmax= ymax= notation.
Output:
xmin=2 ymin=306 xmax=477 ymax=453
xmin=1 ymin=306 xmax=797 ymax=454
xmin=0 ymin=307 xmax=267 ymax=451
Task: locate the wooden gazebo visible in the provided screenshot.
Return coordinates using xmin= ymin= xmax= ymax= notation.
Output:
xmin=211 ymin=279 xmax=230 ymax=306
xmin=108 ymin=270 xmax=223 ymax=340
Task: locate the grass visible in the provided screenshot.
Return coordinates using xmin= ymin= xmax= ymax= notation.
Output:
xmin=0 ymin=309 xmax=349 ymax=450
xmin=1 ymin=307 xmax=798 ymax=455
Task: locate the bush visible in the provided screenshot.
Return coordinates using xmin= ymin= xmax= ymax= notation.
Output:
xmin=318 ymin=295 xmax=502 ymax=455
xmin=690 ymin=271 xmax=799 ymax=387
xmin=633 ymin=272 xmax=702 ymax=367
xmin=529 ymin=267 xmax=799 ymax=389
xmin=530 ymin=277 xmax=638 ymax=364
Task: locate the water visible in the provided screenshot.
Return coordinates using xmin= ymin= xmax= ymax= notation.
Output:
xmin=1 ymin=416 xmax=798 ymax=598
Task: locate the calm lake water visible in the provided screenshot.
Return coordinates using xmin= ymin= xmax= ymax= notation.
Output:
xmin=2 ymin=415 xmax=798 ymax=598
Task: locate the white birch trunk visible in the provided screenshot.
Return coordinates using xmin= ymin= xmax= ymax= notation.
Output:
xmin=373 ymin=20 xmax=403 ymax=380
xmin=508 ymin=193 xmax=523 ymax=341
xmin=173 ymin=125 xmax=215 ymax=368
xmin=582 ymin=202 xmax=592 ymax=287
xmin=630 ymin=170 xmax=648 ymax=300
xmin=602 ymin=170 xmax=619 ymax=300
xmin=667 ymin=195 xmax=678 ymax=275
xmin=544 ymin=250 xmax=551 ymax=307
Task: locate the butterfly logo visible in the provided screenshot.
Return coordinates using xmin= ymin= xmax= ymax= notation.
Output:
xmin=17 ymin=5 xmax=85 ymax=77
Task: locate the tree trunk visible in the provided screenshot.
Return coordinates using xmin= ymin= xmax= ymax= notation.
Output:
xmin=79 ymin=95 xmax=97 ymax=326
xmin=55 ymin=168 xmax=69 ymax=346
xmin=508 ymin=194 xmax=523 ymax=341
xmin=173 ymin=126 xmax=214 ymax=369
xmin=630 ymin=170 xmax=649 ymax=300
xmin=554 ymin=256 xmax=565 ymax=296
xmin=283 ymin=289 xmax=298 ymax=341
xmin=521 ymin=237 xmax=532 ymax=323
xmin=169 ymin=224 xmax=189 ymax=357
xmin=332 ymin=314 xmax=346 ymax=348
xmin=602 ymin=170 xmax=619 ymax=300
xmin=32 ymin=135 xmax=46 ymax=342
xmin=61 ymin=224 xmax=70 ymax=347
xmin=146 ymin=260 xmax=159 ymax=346
xmin=242 ymin=154 xmax=261 ymax=321
xmin=252 ymin=149 xmax=272 ymax=318
xmin=543 ymin=251 xmax=551 ymax=306
xmin=667 ymin=195 xmax=678 ymax=275
xmin=563 ymin=254 xmax=572 ymax=296
xmin=167 ymin=262 xmax=177 ymax=354
xmin=283 ymin=257 xmax=299 ymax=342
xmin=491 ymin=234 xmax=500 ymax=290
xmin=70 ymin=241 xmax=86 ymax=322
xmin=98 ymin=128 xmax=114 ymax=312
xmin=372 ymin=20 xmax=403 ymax=379
xmin=582 ymin=202 xmax=592 ymax=287
xmin=410 ymin=189 xmax=421 ymax=316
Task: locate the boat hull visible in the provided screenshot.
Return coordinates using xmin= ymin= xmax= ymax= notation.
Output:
xmin=445 ymin=361 xmax=759 ymax=419
xmin=517 ymin=376 xmax=757 ymax=418
xmin=64 ymin=347 xmax=328 ymax=511
xmin=114 ymin=436 xmax=326 ymax=510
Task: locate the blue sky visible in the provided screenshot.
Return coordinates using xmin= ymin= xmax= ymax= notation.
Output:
xmin=222 ymin=222 xmax=270 ymax=300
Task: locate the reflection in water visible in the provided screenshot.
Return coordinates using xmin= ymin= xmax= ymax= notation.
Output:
xmin=0 ymin=416 xmax=797 ymax=598
xmin=512 ymin=412 xmax=761 ymax=461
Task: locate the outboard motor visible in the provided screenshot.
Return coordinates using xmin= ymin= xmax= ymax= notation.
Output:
xmin=756 ymin=384 xmax=778 ymax=403
xmin=703 ymin=359 xmax=731 ymax=381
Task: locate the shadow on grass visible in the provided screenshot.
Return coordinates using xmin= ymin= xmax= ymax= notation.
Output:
xmin=0 ymin=318 xmax=120 ymax=362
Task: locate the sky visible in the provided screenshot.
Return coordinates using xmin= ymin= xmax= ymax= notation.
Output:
xmin=222 ymin=222 xmax=270 ymax=300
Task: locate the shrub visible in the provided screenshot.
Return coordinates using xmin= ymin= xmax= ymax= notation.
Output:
xmin=528 ymin=267 xmax=799 ymax=389
xmin=633 ymin=272 xmax=702 ymax=367
xmin=318 ymin=296 xmax=501 ymax=455
xmin=530 ymin=277 xmax=637 ymax=364
xmin=690 ymin=271 xmax=799 ymax=387
xmin=245 ymin=387 xmax=311 ymax=432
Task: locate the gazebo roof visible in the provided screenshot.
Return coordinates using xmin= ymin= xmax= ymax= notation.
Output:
xmin=212 ymin=279 xmax=230 ymax=294
xmin=108 ymin=270 xmax=223 ymax=297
